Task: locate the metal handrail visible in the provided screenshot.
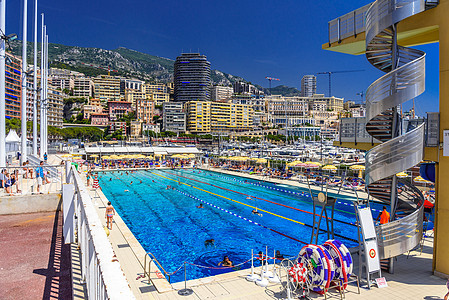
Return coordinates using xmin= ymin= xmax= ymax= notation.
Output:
xmin=328 ymin=3 xmax=373 ymax=44
xmin=144 ymin=251 xmax=172 ymax=283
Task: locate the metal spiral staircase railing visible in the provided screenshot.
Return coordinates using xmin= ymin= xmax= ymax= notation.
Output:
xmin=364 ymin=0 xmax=437 ymax=259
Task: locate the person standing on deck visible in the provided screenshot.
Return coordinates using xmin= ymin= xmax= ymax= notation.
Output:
xmin=376 ymin=206 xmax=390 ymax=225
xmin=35 ymin=161 xmax=45 ymax=194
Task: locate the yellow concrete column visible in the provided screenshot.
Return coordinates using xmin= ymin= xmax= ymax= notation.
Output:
xmin=435 ymin=0 xmax=449 ymax=277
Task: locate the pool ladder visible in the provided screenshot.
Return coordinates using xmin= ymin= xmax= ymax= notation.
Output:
xmin=144 ymin=252 xmax=173 ymax=283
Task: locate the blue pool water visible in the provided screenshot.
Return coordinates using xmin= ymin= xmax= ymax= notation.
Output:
xmin=97 ymin=169 xmax=382 ymax=283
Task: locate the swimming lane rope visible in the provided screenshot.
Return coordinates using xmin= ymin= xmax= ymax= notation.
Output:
xmin=151 ymin=172 xmax=358 ymax=244
xmin=166 ymin=171 xmax=357 ymax=226
xmin=151 ymin=172 xmax=307 ymax=226
xmin=181 ymin=170 xmax=382 ymax=214
xmin=174 ymin=188 xmax=308 ymax=244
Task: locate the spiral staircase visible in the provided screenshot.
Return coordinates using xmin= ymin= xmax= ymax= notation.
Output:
xmin=364 ymin=0 xmax=437 ymax=259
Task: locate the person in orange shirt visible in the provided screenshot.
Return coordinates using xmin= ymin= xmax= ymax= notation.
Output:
xmin=376 ymin=206 xmax=390 ymax=224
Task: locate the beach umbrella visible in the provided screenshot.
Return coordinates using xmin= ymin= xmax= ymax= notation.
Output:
xmin=396 ymin=172 xmax=408 ymax=178
xmin=322 ymin=165 xmax=337 ymax=170
xmin=256 ymin=158 xmax=267 ymax=164
xmin=102 ymin=155 xmax=111 ymax=160
xmin=90 ymin=154 xmax=99 ymax=158
xmin=287 ymin=160 xmax=302 ymax=167
xmin=61 ymin=154 xmax=72 ymax=158
xmin=414 ymin=176 xmax=431 ymax=183
xmin=304 ymin=161 xmax=322 ymax=167
xmin=350 ymin=165 xmax=365 ymax=170
xmin=187 ymin=154 xmax=195 ymax=158
xmin=110 ymin=155 xmax=120 ymax=160
xmin=147 ymin=155 xmax=154 ymax=159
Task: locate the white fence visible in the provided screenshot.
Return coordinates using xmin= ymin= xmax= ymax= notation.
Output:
xmin=64 ymin=165 xmax=135 ymax=299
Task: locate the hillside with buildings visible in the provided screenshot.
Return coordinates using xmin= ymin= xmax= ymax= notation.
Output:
xmin=5 ymin=41 xmax=363 ymax=143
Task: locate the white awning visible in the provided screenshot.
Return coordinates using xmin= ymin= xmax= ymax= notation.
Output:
xmin=6 ymin=129 xmax=20 ymax=143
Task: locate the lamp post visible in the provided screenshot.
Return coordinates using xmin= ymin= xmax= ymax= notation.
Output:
xmin=20 ymin=0 xmax=28 ymax=164
xmin=39 ymin=16 xmax=44 ymax=157
xmin=0 ymin=0 xmax=6 ymax=167
xmin=32 ymin=0 xmax=38 ymax=155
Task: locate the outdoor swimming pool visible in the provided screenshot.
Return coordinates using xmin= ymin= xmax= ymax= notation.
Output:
xmin=97 ymin=169 xmax=381 ymax=283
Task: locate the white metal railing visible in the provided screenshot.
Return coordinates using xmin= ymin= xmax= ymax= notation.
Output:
xmin=328 ymin=3 xmax=373 ymax=44
xmin=67 ymin=165 xmax=135 ymax=299
xmin=0 ymin=165 xmax=64 ymax=196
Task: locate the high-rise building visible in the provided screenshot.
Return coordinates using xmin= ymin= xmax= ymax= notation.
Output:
xmin=300 ymin=75 xmax=316 ymax=97
xmin=174 ymin=53 xmax=211 ymax=103
xmin=162 ymin=102 xmax=186 ymax=132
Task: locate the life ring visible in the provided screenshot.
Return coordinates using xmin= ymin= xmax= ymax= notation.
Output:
xmin=298 ymin=244 xmax=333 ymax=293
xmin=331 ymin=240 xmax=353 ymax=276
xmin=288 ymin=262 xmax=307 ymax=284
xmin=324 ymin=240 xmax=347 ymax=289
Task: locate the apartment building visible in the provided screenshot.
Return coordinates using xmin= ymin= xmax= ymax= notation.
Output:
xmin=51 ymin=75 xmax=74 ymax=91
xmin=135 ymin=98 xmax=155 ymax=124
xmin=211 ymin=85 xmax=233 ymax=101
xmin=185 ymin=101 xmax=211 ymax=133
xmin=73 ymin=77 xmax=93 ymax=98
xmin=185 ymin=101 xmax=253 ymax=133
xmin=83 ymin=105 xmax=103 ymax=119
xmin=124 ymin=87 xmax=145 ymax=106
xmin=91 ymin=113 xmax=109 ymax=126
xmin=46 ymin=88 xmax=64 ymax=128
xmin=107 ymin=101 xmax=132 ymax=121
xmin=5 ymin=52 xmax=22 ymax=119
xmin=93 ymin=75 xmax=121 ymax=101
xmin=162 ymin=102 xmax=186 ymax=132
xmin=144 ymin=83 xmax=168 ymax=94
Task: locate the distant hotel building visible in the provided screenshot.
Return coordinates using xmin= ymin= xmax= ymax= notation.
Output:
xmin=300 ymin=75 xmax=316 ymax=97
xmin=174 ymin=53 xmax=211 ymax=103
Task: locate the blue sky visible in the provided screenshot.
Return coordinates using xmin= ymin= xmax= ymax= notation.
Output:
xmin=7 ymin=0 xmax=439 ymax=116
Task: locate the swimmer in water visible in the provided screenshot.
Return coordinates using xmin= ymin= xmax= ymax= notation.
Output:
xmin=140 ymin=180 xmax=142 ymax=184
xmin=109 ymin=178 xmax=112 ymax=181
xmin=130 ymin=181 xmax=133 ymax=185
xmin=205 ymin=239 xmax=214 ymax=246
xmin=124 ymin=189 xmax=129 ymax=192
xmin=152 ymin=180 xmax=155 ymax=183
xmin=218 ymin=256 xmax=233 ymax=267
xmin=197 ymin=203 xmax=204 ymax=209
xmin=252 ymin=209 xmax=263 ymax=216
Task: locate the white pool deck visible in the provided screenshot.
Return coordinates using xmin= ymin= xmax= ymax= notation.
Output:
xmin=84 ymin=167 xmax=448 ymax=300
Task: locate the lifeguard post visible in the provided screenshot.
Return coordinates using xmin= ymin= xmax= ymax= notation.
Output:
xmin=323 ymin=0 xmax=448 ymax=278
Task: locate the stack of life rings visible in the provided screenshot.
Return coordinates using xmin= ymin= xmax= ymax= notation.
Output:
xmin=291 ymin=239 xmax=352 ymax=294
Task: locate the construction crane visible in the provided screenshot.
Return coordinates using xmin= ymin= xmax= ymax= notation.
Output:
xmin=81 ymin=62 xmax=118 ymax=75
xmin=265 ymin=76 xmax=280 ymax=95
xmin=316 ymin=70 xmax=364 ymax=97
